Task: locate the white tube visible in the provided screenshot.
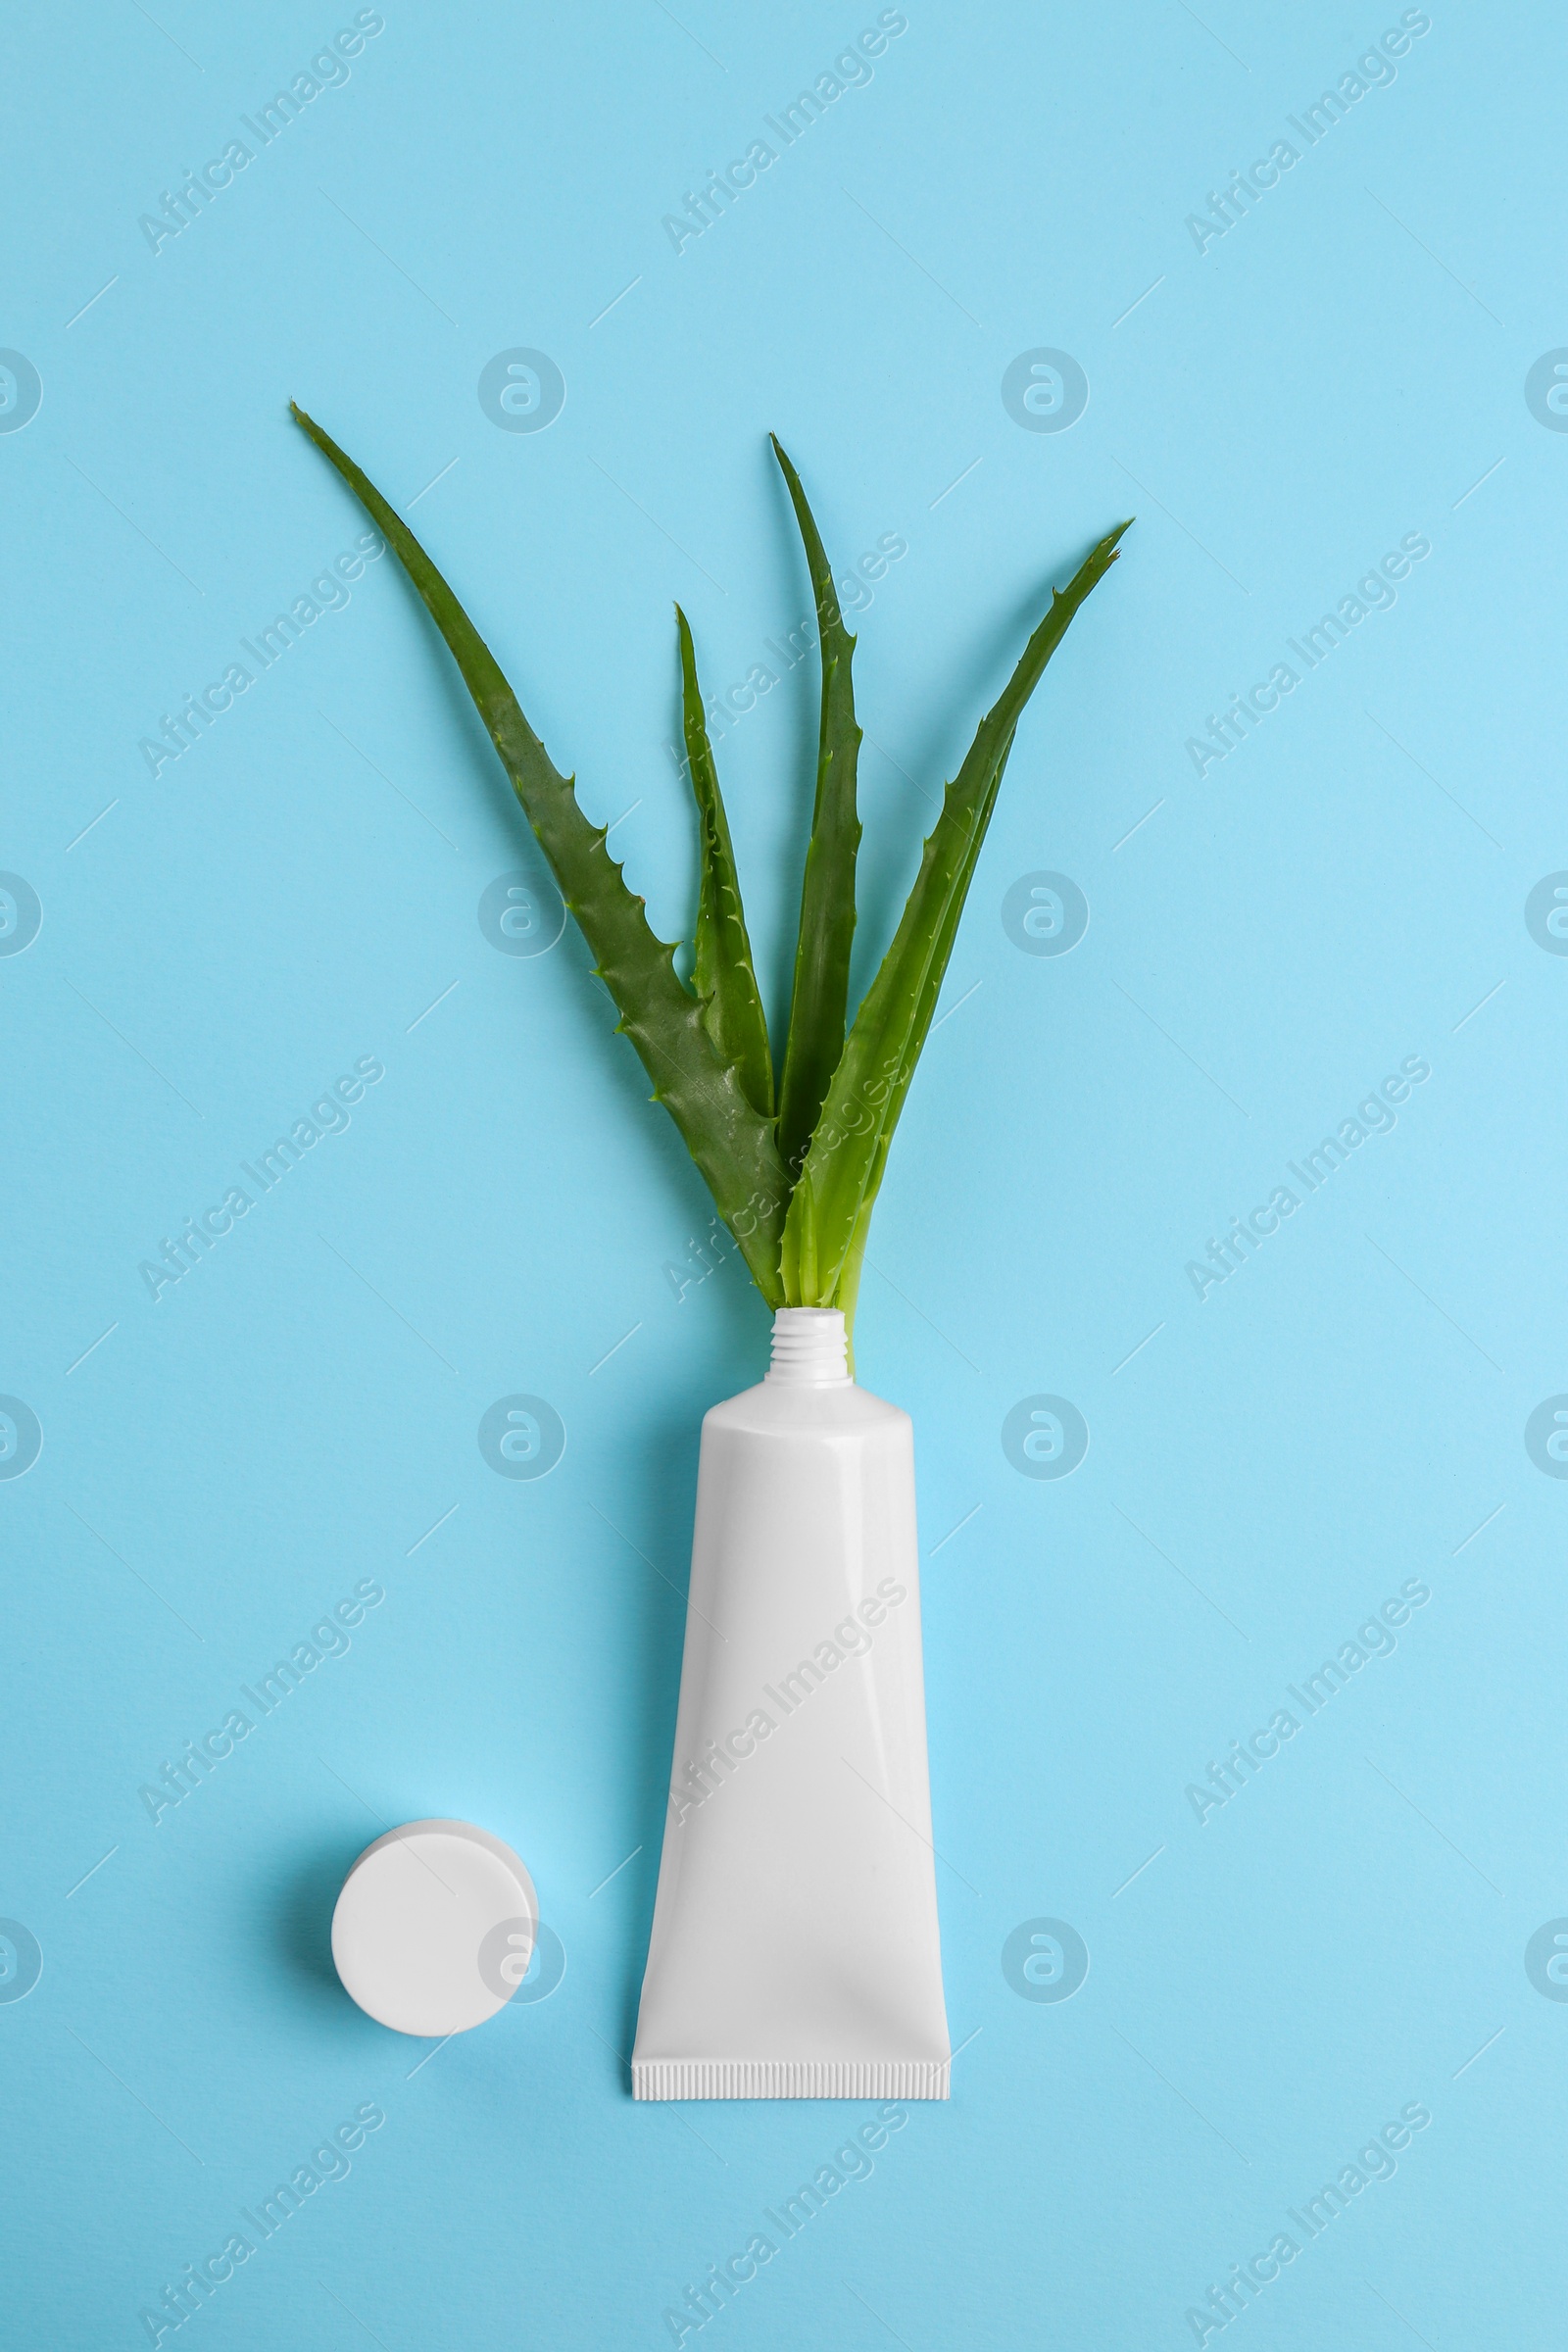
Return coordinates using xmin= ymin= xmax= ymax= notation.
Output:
xmin=632 ymin=1308 xmax=951 ymax=2099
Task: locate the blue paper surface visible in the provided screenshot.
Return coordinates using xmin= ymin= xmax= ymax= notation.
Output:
xmin=4 ymin=3 xmax=1561 ymax=2342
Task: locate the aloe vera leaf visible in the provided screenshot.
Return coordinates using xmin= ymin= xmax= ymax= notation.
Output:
xmin=782 ymin=520 xmax=1131 ymax=1304
xmin=675 ymin=606 xmax=774 ymax=1121
xmin=829 ymin=729 xmax=1018 ymax=1314
xmin=291 ymin=401 xmax=790 ymax=1302
xmin=770 ymin=436 xmax=863 ymax=1177
xmin=828 ymin=735 xmax=1016 ymax=1339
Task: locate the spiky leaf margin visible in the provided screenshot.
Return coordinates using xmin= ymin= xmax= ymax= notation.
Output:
xmin=675 ymin=605 xmax=775 ymax=1122
xmin=771 ymin=436 xmax=863 ymax=1177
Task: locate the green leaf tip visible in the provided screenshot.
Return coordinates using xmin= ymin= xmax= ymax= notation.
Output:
xmin=292 ymin=402 xmax=1128 ymax=1342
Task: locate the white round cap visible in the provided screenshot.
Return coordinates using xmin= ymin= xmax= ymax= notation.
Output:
xmin=330 ymin=1819 xmax=537 ymax=2037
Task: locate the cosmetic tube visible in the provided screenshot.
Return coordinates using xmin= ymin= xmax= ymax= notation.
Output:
xmin=633 ymin=1308 xmax=951 ymax=2099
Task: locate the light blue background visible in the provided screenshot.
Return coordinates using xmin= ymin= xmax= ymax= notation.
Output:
xmin=5 ymin=2 xmax=1563 ymax=2343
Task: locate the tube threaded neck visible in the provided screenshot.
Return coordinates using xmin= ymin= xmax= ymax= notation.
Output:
xmin=765 ymin=1307 xmax=851 ymax=1386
